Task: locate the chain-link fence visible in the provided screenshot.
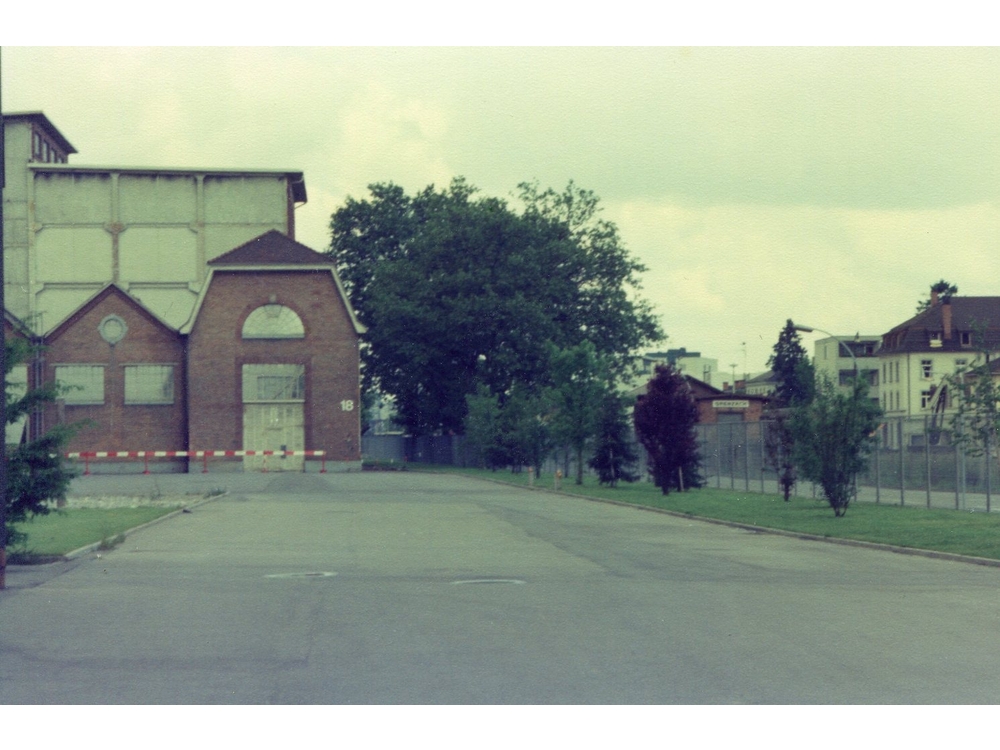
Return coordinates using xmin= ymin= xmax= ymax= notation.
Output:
xmin=696 ymin=417 xmax=999 ymax=512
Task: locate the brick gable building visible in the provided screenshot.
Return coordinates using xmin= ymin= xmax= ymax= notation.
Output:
xmin=2 ymin=112 xmax=363 ymax=472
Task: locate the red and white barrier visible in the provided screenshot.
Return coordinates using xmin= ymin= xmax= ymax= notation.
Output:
xmin=66 ymin=450 xmax=327 ymax=475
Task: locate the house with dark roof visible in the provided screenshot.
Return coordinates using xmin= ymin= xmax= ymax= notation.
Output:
xmin=878 ymin=290 xmax=1000 ymax=421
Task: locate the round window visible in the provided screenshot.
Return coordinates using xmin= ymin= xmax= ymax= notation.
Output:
xmin=99 ymin=315 xmax=128 ymax=345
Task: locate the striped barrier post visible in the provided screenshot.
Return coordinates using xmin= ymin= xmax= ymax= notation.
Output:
xmin=66 ymin=450 xmax=327 ymax=474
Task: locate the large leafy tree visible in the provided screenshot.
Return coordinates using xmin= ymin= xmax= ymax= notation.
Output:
xmin=2 ymin=339 xmax=77 ymax=586
xmin=328 ymin=178 xmax=662 ymax=435
xmin=789 ymin=376 xmax=882 ymax=517
xmin=633 ymin=364 xmax=703 ymax=494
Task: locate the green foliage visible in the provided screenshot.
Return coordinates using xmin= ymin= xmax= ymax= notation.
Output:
xmin=916 ymin=279 xmax=958 ymax=313
xmin=545 ymin=342 xmax=612 ymax=484
xmin=789 ymin=376 xmax=882 ymax=517
xmin=328 ymin=177 xmax=663 ymax=436
xmin=767 ymin=319 xmax=814 ymax=408
xmin=463 ymin=384 xmax=553 ymax=474
xmin=633 ymin=364 xmax=703 ymax=494
xmin=945 ymin=344 xmax=1000 ymax=461
xmin=763 ymin=411 xmax=797 ymax=502
xmin=11 ymin=506 xmax=177 ymax=558
xmin=764 ymin=320 xmax=816 ymax=502
xmin=3 ymin=338 xmax=79 ymax=548
xmin=588 ymin=392 xmax=640 ymax=487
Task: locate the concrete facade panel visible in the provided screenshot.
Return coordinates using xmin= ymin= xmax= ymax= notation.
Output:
xmin=204 ymin=175 xmax=288 ymax=225
xmin=119 ymin=227 xmax=199 ymax=283
xmin=36 ymin=227 xmax=113 ymax=282
xmin=33 ymin=172 xmax=112 ymax=224
xmin=119 ymin=173 xmax=197 ymax=224
xmin=125 ymin=287 xmax=198 ymax=330
xmin=36 ymin=287 xmax=105 ymax=334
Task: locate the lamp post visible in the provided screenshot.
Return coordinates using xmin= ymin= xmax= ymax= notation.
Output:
xmin=793 ymin=323 xmax=858 ymax=381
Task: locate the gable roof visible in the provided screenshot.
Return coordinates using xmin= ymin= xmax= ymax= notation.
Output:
xmin=4 ymin=308 xmax=36 ymax=340
xmin=44 ymin=283 xmax=181 ymax=342
xmin=182 ymin=231 xmax=365 ymax=335
xmin=882 ymin=297 xmax=1000 ymax=354
xmin=209 ymin=230 xmax=331 ymax=266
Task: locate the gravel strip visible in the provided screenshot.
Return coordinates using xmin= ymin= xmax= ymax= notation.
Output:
xmin=61 ymin=495 xmax=198 ymax=509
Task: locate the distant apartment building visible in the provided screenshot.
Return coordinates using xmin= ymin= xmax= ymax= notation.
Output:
xmin=878 ymin=292 xmax=1000 ymax=423
xmin=812 ymin=335 xmax=881 ymax=402
xmin=635 ymin=348 xmax=718 ymax=388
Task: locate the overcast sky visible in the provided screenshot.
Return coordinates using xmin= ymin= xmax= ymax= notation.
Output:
xmin=4 ymin=45 xmax=999 ymax=378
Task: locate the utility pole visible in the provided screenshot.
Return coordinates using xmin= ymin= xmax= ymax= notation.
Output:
xmin=1 ymin=47 xmax=9 ymax=589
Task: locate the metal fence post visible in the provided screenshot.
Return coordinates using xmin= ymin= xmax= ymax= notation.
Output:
xmin=874 ymin=428 xmax=881 ymax=504
xmin=729 ymin=422 xmax=736 ymax=490
xmin=760 ymin=423 xmax=766 ymax=494
xmin=899 ymin=419 xmax=905 ymax=506
xmin=925 ymin=415 xmax=932 ymax=509
xmin=986 ymin=430 xmax=992 ymax=513
xmin=716 ymin=424 xmax=722 ymax=489
xmin=743 ymin=422 xmax=750 ymax=492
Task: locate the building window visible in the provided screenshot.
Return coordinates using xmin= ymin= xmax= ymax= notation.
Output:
xmin=242 ymin=364 xmax=305 ymax=402
xmin=921 ymin=390 xmax=934 ymax=409
xmin=55 ymin=365 xmax=105 ymax=405
xmin=895 ymin=361 xmax=900 ymax=383
xmin=960 ymin=331 xmax=973 ymax=347
xmin=921 ymin=359 xmax=933 ymax=379
xmin=125 ymin=365 xmax=175 ymax=405
xmin=242 ymin=304 xmax=305 ymax=339
xmin=955 ymin=358 xmax=968 ymax=372
xmin=929 ymin=332 xmax=942 ymax=348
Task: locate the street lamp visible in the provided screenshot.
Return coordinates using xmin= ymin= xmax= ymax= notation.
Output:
xmin=793 ymin=323 xmax=858 ymax=379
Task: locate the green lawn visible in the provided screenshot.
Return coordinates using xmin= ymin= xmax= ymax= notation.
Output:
xmin=427 ymin=466 xmax=1000 ymax=561
xmin=11 ymin=506 xmax=181 ymax=561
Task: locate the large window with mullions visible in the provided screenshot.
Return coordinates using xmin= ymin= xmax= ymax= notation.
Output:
xmin=242 ymin=364 xmax=305 ymax=402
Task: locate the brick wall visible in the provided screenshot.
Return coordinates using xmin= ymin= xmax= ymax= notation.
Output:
xmin=186 ymin=269 xmax=361 ymax=462
xmin=42 ymin=287 xmax=187 ymax=456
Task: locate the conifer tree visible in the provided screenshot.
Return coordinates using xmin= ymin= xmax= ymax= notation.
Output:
xmin=2 ymin=339 xmax=78 ymax=586
xmin=588 ymin=392 xmax=640 ymax=487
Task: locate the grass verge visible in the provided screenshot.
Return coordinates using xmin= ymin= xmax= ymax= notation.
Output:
xmin=426 ymin=466 xmax=1000 ymax=562
xmin=10 ymin=506 xmax=180 ymax=563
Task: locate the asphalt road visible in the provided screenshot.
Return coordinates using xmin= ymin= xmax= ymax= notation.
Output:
xmin=2 ymin=471 xmax=1000 ymax=704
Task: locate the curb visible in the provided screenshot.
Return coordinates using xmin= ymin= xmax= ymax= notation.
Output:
xmin=435 ymin=471 xmax=1000 ymax=570
xmin=61 ymin=491 xmax=228 ymax=561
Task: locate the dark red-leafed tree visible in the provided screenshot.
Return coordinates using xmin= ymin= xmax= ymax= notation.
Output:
xmin=633 ymin=364 xmax=703 ymax=494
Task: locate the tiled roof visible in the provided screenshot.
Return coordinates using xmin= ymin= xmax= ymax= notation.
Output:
xmin=881 ymin=297 xmax=1000 ymax=354
xmin=209 ymin=230 xmax=332 ymax=266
